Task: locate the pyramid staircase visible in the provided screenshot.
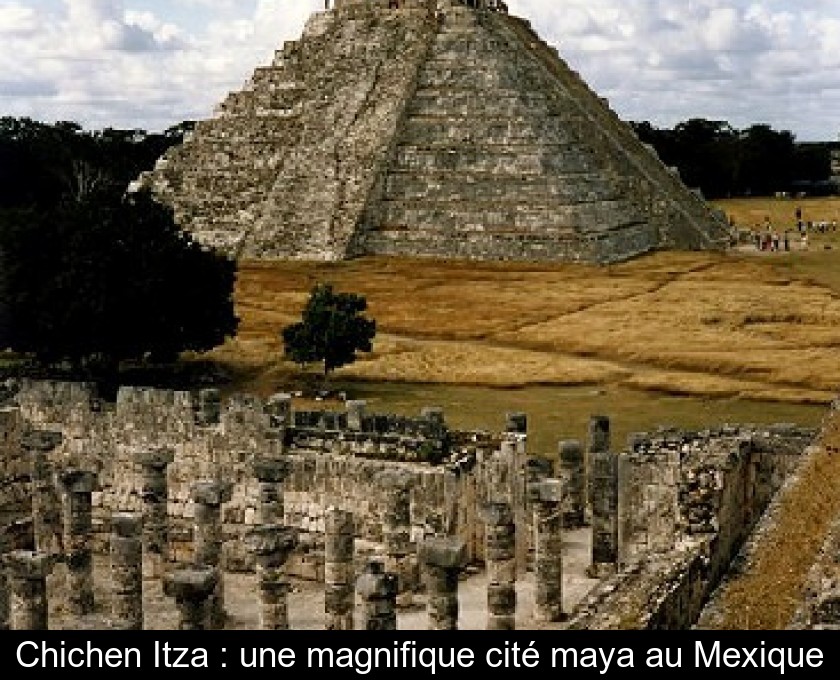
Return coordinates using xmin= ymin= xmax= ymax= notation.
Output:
xmin=140 ymin=2 xmax=730 ymax=263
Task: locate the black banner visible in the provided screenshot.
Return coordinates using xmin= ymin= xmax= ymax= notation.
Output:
xmin=1 ymin=630 xmax=836 ymax=677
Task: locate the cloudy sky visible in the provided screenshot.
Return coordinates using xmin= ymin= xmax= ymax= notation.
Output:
xmin=1 ymin=0 xmax=838 ymax=140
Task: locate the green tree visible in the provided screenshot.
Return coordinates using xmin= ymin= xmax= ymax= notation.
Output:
xmin=672 ymin=118 xmax=740 ymax=198
xmin=737 ymin=124 xmax=796 ymax=196
xmin=281 ymin=283 xmax=376 ymax=381
xmin=0 ymin=187 xmax=238 ymax=381
xmin=0 ymin=116 xmax=192 ymax=210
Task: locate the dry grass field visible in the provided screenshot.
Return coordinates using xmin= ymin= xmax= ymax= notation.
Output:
xmin=201 ymin=196 xmax=840 ymax=453
xmin=719 ymin=195 xmax=840 ymax=234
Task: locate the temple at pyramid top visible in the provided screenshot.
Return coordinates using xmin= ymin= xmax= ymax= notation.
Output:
xmin=136 ymin=0 xmax=731 ymax=263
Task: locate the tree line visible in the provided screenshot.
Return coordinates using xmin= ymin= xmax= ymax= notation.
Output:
xmin=631 ymin=118 xmax=836 ymax=199
xmin=0 ymin=116 xmax=196 ymax=209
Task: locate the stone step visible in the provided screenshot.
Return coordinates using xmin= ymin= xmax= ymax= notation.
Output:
xmin=495 ymin=14 xmax=730 ymax=246
xmin=416 ymin=66 xmax=547 ymax=90
xmin=383 ymin=171 xmax=621 ymax=202
xmin=392 ymin=146 xmax=599 ymax=174
xmin=407 ymin=92 xmax=562 ymax=118
xmin=361 ymin=221 xmax=655 ymax=263
xmin=399 ymin=115 xmax=575 ymax=145
xmin=379 ymin=198 xmax=642 ymax=231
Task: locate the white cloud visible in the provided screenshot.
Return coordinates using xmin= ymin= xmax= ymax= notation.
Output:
xmin=0 ymin=3 xmax=37 ymax=35
xmin=0 ymin=0 xmax=838 ymax=140
xmin=510 ymin=0 xmax=840 ymax=139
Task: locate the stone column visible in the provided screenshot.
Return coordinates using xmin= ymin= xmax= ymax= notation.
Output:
xmin=590 ymin=450 xmax=619 ymax=577
xmin=6 ymin=551 xmax=54 ymax=630
xmin=0 ymin=561 xmax=7 ymax=631
xmin=504 ymin=414 xmax=528 ymax=576
xmin=419 ymin=536 xmax=466 ymax=630
xmin=252 ymin=458 xmax=292 ymax=525
xmin=505 ymin=412 xmax=527 ymax=435
xmin=357 ymin=560 xmax=397 ymax=631
xmin=346 ymin=400 xmax=367 ymax=431
xmin=380 ymin=471 xmax=417 ymax=595
xmin=57 ymin=469 xmax=97 ymax=617
xmin=421 ymin=406 xmax=445 ymax=427
xmin=245 ymin=525 xmax=297 ymax=630
xmin=586 ymin=416 xmax=611 ymax=520
xmin=110 ymin=513 xmax=143 ymax=630
xmin=482 ymin=502 xmax=516 ymax=630
xmin=266 ymin=393 xmax=293 ymax=429
xmin=135 ymin=447 xmax=175 ymax=578
xmin=191 ymin=481 xmax=232 ymax=629
xmin=23 ymin=430 xmax=63 ymax=556
xmin=325 ymin=507 xmax=355 ymax=630
xmin=196 ymin=388 xmax=221 ymax=426
xmin=531 ymin=480 xmax=564 ymax=623
xmin=164 ymin=567 xmax=218 ymax=630
xmin=559 ymin=440 xmax=585 ymax=528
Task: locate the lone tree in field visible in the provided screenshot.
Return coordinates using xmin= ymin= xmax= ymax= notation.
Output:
xmin=0 ymin=186 xmax=238 ymax=381
xmin=282 ymin=283 xmax=376 ymax=382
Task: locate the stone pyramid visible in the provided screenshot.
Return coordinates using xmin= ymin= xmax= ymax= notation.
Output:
xmin=137 ymin=0 xmax=731 ymax=263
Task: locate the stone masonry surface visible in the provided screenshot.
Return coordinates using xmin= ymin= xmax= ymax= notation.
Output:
xmin=1 ymin=377 xmax=832 ymax=630
xmin=137 ymin=0 xmax=731 ymax=264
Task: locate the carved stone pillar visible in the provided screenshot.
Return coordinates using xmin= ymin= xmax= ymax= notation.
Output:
xmin=346 ymin=401 xmax=367 ymax=431
xmin=379 ymin=471 xmax=417 ymax=594
xmin=558 ymin=439 xmax=585 ymax=528
xmin=325 ymin=507 xmax=355 ymax=630
xmin=586 ymin=415 xmax=611 ymax=521
xmin=531 ymin=480 xmax=564 ymax=623
xmin=482 ymin=502 xmax=516 ymax=630
xmin=58 ymin=469 xmax=97 ymax=617
xmin=110 ymin=513 xmax=143 ymax=630
xmin=135 ymin=447 xmax=175 ymax=578
xmin=7 ymin=551 xmax=54 ymax=630
xmin=357 ymin=560 xmax=397 ymax=631
xmin=191 ymin=481 xmax=233 ymax=629
xmin=164 ymin=567 xmax=218 ymax=630
xmin=419 ymin=536 xmax=466 ymax=630
xmin=245 ymin=525 xmax=297 ymax=630
xmin=252 ymin=458 xmax=292 ymax=526
xmin=23 ymin=430 xmax=63 ymax=556
xmin=590 ymin=450 xmax=619 ymax=577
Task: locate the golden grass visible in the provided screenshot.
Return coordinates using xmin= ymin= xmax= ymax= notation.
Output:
xmin=214 ymin=249 xmax=840 ymax=403
xmin=716 ymin=196 xmax=840 ymax=232
xmin=198 ymin=197 xmax=840 ymax=451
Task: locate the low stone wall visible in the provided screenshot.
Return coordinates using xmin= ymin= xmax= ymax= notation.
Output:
xmin=569 ymin=425 xmax=815 ymax=629
xmin=12 ymin=380 xmax=524 ymax=573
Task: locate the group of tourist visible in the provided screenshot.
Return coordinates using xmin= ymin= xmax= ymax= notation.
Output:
xmin=747 ymin=208 xmax=838 ymax=253
xmin=753 ymin=229 xmax=793 ymax=252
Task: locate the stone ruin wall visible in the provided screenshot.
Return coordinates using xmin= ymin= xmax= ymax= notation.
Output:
xmin=0 ymin=378 xmax=826 ymax=629
xmin=570 ymin=425 xmax=814 ymax=629
xmin=7 ymin=380 xmax=530 ymax=577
